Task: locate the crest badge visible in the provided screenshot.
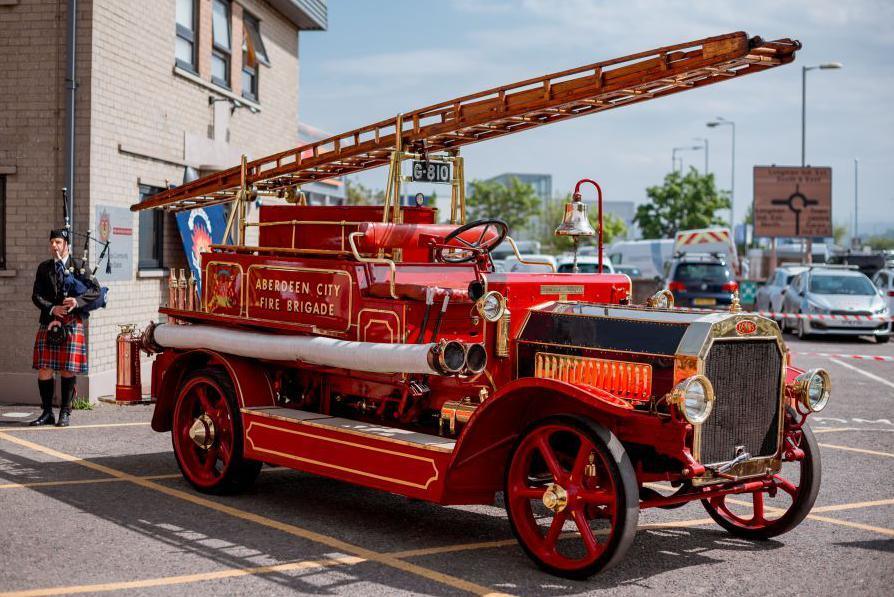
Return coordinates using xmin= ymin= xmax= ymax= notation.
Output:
xmin=735 ymin=320 xmax=757 ymax=336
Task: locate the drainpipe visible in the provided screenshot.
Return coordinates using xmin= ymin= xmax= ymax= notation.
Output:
xmin=64 ymin=0 xmax=77 ymax=232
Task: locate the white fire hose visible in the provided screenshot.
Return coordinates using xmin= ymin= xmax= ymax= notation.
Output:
xmin=151 ymin=323 xmax=471 ymax=376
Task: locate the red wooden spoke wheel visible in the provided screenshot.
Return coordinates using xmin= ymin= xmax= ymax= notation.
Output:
xmin=505 ymin=417 xmax=638 ymax=579
xmin=701 ymin=422 xmax=821 ymax=539
xmin=172 ymin=368 xmax=261 ymax=494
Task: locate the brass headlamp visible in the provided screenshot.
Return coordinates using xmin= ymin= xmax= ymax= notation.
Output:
xmin=791 ymin=368 xmax=831 ymax=412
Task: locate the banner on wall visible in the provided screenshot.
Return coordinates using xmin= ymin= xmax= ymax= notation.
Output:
xmin=94 ymin=205 xmax=133 ymax=282
xmin=175 ymin=205 xmax=229 ymax=295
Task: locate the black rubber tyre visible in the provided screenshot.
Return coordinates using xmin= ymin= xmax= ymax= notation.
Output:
xmin=172 ymin=367 xmax=262 ymax=495
xmin=701 ymin=423 xmax=821 ymax=540
xmin=504 ymin=416 xmax=639 ymax=579
xmin=877 ymin=335 xmax=890 ymax=344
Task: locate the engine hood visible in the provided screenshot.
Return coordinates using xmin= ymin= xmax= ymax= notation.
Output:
xmin=518 ymin=301 xmax=782 ymax=357
xmin=516 ymin=301 xmax=785 ymax=395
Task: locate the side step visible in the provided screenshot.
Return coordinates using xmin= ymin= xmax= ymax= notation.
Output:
xmin=240 ymin=407 xmax=455 ymax=501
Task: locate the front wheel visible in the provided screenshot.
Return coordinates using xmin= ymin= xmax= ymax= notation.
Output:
xmin=504 ymin=417 xmax=639 ymax=579
xmin=701 ymin=422 xmax=821 ymax=539
xmin=172 ymin=368 xmax=262 ymax=494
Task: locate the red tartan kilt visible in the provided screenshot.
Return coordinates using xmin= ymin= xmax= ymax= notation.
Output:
xmin=33 ymin=316 xmax=88 ymax=374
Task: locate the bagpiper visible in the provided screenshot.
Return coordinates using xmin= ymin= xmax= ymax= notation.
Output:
xmin=30 ymin=228 xmax=100 ymax=427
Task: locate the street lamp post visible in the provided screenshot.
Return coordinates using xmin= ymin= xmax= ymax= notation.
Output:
xmin=801 ymin=62 xmax=842 ymax=263
xmin=672 ymin=145 xmax=703 ymax=174
xmin=694 ymin=137 xmax=709 ymax=174
xmin=706 ymin=118 xmax=735 ymax=228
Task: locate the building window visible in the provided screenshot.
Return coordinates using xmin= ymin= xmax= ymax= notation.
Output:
xmin=138 ymin=185 xmax=165 ymax=270
xmin=175 ymin=0 xmax=197 ymax=72
xmin=0 ymin=176 xmax=5 ymax=269
xmin=241 ymin=12 xmax=268 ymax=101
xmin=211 ymin=0 xmax=231 ymax=88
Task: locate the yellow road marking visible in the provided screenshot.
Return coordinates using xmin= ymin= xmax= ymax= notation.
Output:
xmin=725 ymin=496 xmax=894 ymax=537
xmin=805 ymin=515 xmax=894 ymax=537
xmin=0 ymin=555 xmax=365 ymax=597
xmin=0 ymin=517 xmax=724 ymax=597
xmin=0 ymin=422 xmax=150 ymax=432
xmin=0 ymin=467 xmax=293 ymax=491
xmin=0 ymin=474 xmax=180 ymax=490
xmin=812 ymin=498 xmax=894 ymax=513
xmin=818 ymin=443 xmax=894 ymax=458
xmin=0 ymin=432 xmax=510 ymax=597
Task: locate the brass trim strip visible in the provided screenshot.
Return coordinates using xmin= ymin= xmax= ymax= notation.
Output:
xmin=241 ymin=408 xmax=456 ymax=454
xmin=244 ymin=421 xmax=441 ymax=490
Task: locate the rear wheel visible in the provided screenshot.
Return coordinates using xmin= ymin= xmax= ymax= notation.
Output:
xmin=504 ymin=417 xmax=639 ymax=579
xmin=877 ymin=335 xmax=890 ymax=344
xmin=701 ymin=423 xmax=820 ymax=539
xmin=172 ymin=368 xmax=261 ymax=494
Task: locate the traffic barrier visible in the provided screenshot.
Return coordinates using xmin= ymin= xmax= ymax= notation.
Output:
xmin=675 ymin=306 xmax=892 ymax=323
xmin=793 ymin=352 xmax=894 ymax=362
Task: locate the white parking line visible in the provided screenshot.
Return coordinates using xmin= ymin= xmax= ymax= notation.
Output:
xmin=830 ymin=358 xmax=894 ymax=391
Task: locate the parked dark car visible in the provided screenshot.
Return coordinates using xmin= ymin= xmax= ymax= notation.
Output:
xmin=666 ymin=254 xmax=738 ymax=308
xmin=827 ymin=251 xmax=886 ymax=278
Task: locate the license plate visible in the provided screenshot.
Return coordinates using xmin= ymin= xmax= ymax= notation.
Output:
xmin=834 ymin=318 xmax=871 ymax=327
xmin=411 ymin=160 xmax=451 ymax=183
xmin=693 ymin=298 xmax=716 ymax=306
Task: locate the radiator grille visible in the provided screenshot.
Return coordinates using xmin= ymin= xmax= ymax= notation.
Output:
xmin=700 ymin=340 xmax=782 ymax=465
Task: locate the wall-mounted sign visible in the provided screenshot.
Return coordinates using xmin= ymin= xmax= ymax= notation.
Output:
xmin=94 ymin=205 xmax=133 ymax=282
xmin=753 ymin=166 xmax=832 ymax=238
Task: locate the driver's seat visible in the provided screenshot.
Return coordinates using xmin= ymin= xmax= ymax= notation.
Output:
xmin=354 ymin=222 xmax=501 ymax=263
xmin=355 ymin=223 xmax=492 ymax=301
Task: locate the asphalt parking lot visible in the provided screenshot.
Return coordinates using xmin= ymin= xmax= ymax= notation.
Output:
xmin=1 ymin=335 xmax=892 ymax=597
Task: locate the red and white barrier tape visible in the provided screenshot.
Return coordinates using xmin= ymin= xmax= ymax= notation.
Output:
xmin=793 ymin=352 xmax=894 ymax=362
xmin=678 ymin=306 xmax=891 ymax=323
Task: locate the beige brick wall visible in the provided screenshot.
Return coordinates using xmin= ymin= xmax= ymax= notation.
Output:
xmin=1 ymin=0 xmax=302 ymax=402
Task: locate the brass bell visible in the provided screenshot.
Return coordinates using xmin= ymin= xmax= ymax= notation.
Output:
xmin=555 ymin=193 xmax=597 ymax=237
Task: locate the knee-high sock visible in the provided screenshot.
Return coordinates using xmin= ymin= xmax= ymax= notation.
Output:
xmin=37 ymin=378 xmax=55 ymax=411
xmin=60 ymin=376 xmax=76 ymax=412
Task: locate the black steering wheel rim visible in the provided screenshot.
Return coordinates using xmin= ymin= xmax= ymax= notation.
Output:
xmin=437 ymin=219 xmax=509 ymax=263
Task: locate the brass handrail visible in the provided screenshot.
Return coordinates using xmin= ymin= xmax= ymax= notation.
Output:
xmin=347 ymin=232 xmax=398 ymax=299
xmin=505 ymin=236 xmax=556 ymax=272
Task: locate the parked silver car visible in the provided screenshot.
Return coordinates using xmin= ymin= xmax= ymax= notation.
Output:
xmin=780 ymin=266 xmax=891 ymax=342
xmin=755 ymin=265 xmax=808 ymax=318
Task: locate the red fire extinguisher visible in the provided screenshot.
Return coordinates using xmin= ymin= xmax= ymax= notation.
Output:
xmin=115 ymin=324 xmax=143 ymax=403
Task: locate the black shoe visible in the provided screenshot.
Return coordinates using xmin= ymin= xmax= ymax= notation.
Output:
xmin=55 ymin=409 xmax=71 ymax=427
xmin=30 ymin=410 xmax=55 ymax=426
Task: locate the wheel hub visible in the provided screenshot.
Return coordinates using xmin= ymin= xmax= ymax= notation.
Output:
xmin=188 ymin=414 xmax=215 ymax=450
xmin=542 ymin=482 xmax=569 ymax=513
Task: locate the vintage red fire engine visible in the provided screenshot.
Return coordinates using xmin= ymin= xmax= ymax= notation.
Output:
xmin=126 ymin=33 xmax=829 ymax=578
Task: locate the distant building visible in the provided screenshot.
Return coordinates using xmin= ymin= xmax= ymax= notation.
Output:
xmin=484 ymin=173 xmax=552 ymax=202
xmin=469 ymin=173 xmax=552 ymax=240
xmin=0 ymin=0 xmax=327 ymax=403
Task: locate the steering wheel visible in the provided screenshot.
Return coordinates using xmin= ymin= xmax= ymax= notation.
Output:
xmin=435 ymin=219 xmax=509 ymax=264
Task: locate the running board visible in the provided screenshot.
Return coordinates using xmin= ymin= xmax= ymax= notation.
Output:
xmin=240 ymin=407 xmax=455 ymax=501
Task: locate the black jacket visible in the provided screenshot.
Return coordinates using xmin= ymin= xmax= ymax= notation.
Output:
xmin=32 ymin=256 xmax=101 ymax=325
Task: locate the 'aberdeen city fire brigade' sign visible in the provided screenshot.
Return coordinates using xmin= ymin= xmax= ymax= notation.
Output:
xmin=246 ymin=266 xmax=352 ymax=331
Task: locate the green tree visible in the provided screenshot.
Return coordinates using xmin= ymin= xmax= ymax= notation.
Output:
xmin=466 ymin=177 xmax=542 ymax=236
xmin=539 ymin=196 xmax=627 ymax=252
xmin=345 ymin=180 xmax=384 ymax=206
xmin=833 ymin=224 xmax=848 ymax=245
xmin=633 ymin=167 xmax=731 ymax=239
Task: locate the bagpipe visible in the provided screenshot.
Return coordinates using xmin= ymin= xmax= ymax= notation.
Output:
xmin=60 ymin=188 xmax=110 ymax=314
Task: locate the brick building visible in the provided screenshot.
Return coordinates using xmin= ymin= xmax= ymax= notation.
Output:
xmin=0 ymin=0 xmax=327 ymax=403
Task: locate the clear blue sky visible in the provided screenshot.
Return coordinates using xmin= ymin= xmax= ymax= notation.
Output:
xmin=298 ymin=0 xmax=894 ymax=236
